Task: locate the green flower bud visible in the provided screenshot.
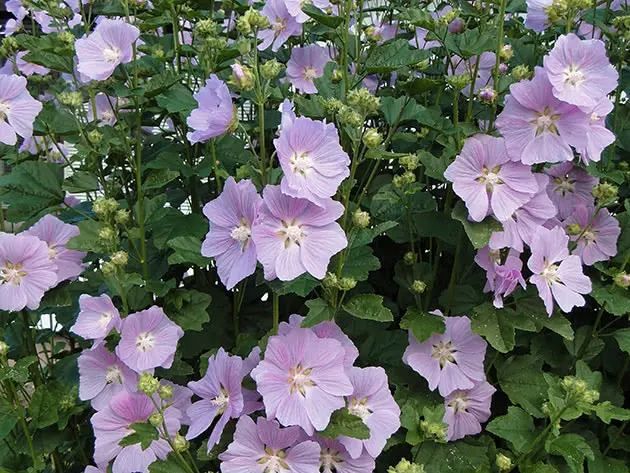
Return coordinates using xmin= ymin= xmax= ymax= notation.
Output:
xmin=364 ymin=25 xmax=382 ymax=42
xmin=159 ymin=384 xmax=174 ymax=400
xmin=500 ymin=44 xmax=514 ymax=62
xmin=149 ymin=412 xmax=163 ymax=427
xmin=260 ymin=59 xmax=284 ymax=80
xmin=88 ymin=129 xmax=103 ymax=144
xmin=58 ymin=91 xmax=84 ymax=108
xmin=346 ymin=88 xmax=380 ymax=114
xmin=512 ymin=64 xmax=532 ymax=81
xmin=496 ymin=453 xmax=512 ymax=472
xmin=111 ymin=251 xmax=128 ymax=267
xmin=138 ymin=372 xmax=160 ymax=396
xmin=412 ymin=58 xmax=431 ymax=72
xmin=420 ymin=419 xmax=447 ymax=442
xmin=195 ymin=19 xmax=218 ymax=39
xmin=387 ymin=458 xmax=426 ymax=473
xmin=152 ymin=47 xmax=165 ymax=60
xmin=393 ymin=175 xmax=406 ymax=189
xmin=400 ymin=154 xmax=420 ymax=171
xmin=411 ymin=280 xmax=427 ymax=294
xmin=438 ymin=9 xmax=459 ymax=26
xmin=230 ymin=63 xmax=255 ymax=91
xmin=402 ymin=171 xmax=416 ymax=185
xmin=101 ymin=261 xmax=117 ymax=278
xmin=0 ymin=341 xmax=8 ymax=356
xmin=236 ymin=16 xmax=252 ymax=34
xmin=93 ymin=197 xmax=119 ymax=218
xmin=337 ymin=277 xmax=357 ymax=291
xmin=58 ymin=31 xmax=75 ymax=45
xmin=331 ymin=69 xmax=343 ymax=83
xmin=353 ymin=210 xmax=371 ymax=228
xmin=338 ymin=105 xmax=363 ymax=127
xmin=322 ymin=272 xmax=339 ymax=289
xmin=115 ymin=209 xmax=130 ymax=225
xmin=404 ymin=252 xmax=415 ymax=265
xmin=0 ymin=37 xmax=19 ymax=57
xmin=566 ymin=223 xmax=582 ymax=235
xmin=98 ymin=227 xmax=117 ymax=244
xmin=446 ymin=73 xmax=471 ymax=90
xmin=173 ymin=433 xmax=189 ymax=452
xmin=362 ymin=129 xmax=382 ymax=149
xmin=59 ymin=394 xmax=76 ymax=411
xmin=592 ymin=182 xmax=618 ymax=201
xmin=614 ymin=272 xmax=630 ymax=289
xmin=323 ymin=98 xmax=344 ymax=115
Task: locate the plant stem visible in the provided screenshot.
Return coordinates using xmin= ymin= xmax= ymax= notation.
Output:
xmin=445 ymin=229 xmax=464 ymax=314
xmin=489 ymin=0 xmax=507 ymax=130
xmin=210 ymin=139 xmax=222 ymax=193
xmin=149 ymin=398 xmax=196 ymax=473
xmin=272 ymin=292 xmax=280 ymax=334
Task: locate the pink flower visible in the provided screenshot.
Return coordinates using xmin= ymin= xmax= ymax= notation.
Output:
xmin=563 ymin=205 xmax=620 ymax=265
xmin=24 ymin=214 xmax=86 ymax=284
xmin=251 ymin=328 xmax=353 ymax=435
xmin=78 ymin=344 xmax=138 ymax=411
xmin=285 ymin=0 xmax=332 ymax=23
xmin=89 ymin=93 xmax=119 ymax=126
xmin=75 ymin=19 xmax=140 ymax=81
xmin=495 ymin=67 xmax=591 ymax=164
xmin=275 ymin=115 xmax=350 ymax=207
xmin=403 ymin=315 xmax=487 ymax=397
xmin=251 ymin=185 xmax=347 ymax=281
xmin=444 ymin=380 xmax=496 ymax=441
xmin=201 ymin=177 xmax=261 ymax=290
xmin=338 ymin=367 xmax=401 ymax=459
xmin=71 ymin=294 xmax=121 ymax=343
xmin=545 ymin=162 xmax=597 ymax=220
xmin=543 ymin=33 xmax=618 ymax=108
xmin=409 ymin=27 xmax=441 ymax=49
xmin=116 ymin=306 xmax=184 ymax=372
xmin=0 ymin=232 xmax=58 ymax=311
xmin=528 ymin=226 xmax=592 ymax=315
xmin=286 ymin=44 xmax=328 ymax=94
xmin=443 ymin=134 xmax=538 ymax=222
xmin=186 ymin=74 xmax=235 ymax=144
xmin=311 ymin=437 xmax=375 ymax=473
xmin=577 ymin=98 xmax=616 ymax=164
xmin=258 ymin=0 xmax=302 ymax=52
xmin=0 ymin=74 xmax=43 ymax=145
xmin=491 ymin=252 xmax=527 ymax=308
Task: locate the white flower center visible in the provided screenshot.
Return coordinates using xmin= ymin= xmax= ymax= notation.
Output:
xmin=135 ymin=332 xmax=156 ymax=352
xmin=302 ymin=66 xmax=317 ymax=81
xmin=448 ymin=392 xmax=469 ymax=413
xmin=288 ymin=364 xmax=316 ymax=396
xmin=0 ymin=100 xmax=10 ymax=120
xmin=348 ymin=397 xmax=371 ymax=422
xmin=273 ymin=17 xmax=286 ymax=33
xmin=541 ymin=260 xmax=560 ymax=285
xmin=563 ymin=65 xmax=585 ymax=86
xmin=1 ymin=261 xmax=26 ymax=286
xmin=554 ymin=177 xmax=575 ymax=196
xmin=101 ymin=110 xmax=115 ymax=122
xmin=210 ymin=389 xmax=230 ymax=414
xmin=98 ymin=312 xmax=113 ymax=329
xmin=432 ymin=340 xmax=456 ymax=368
xmin=279 ymin=221 xmax=306 ymax=248
xmin=590 ymin=112 xmax=600 ymax=123
xmin=105 ymin=364 xmax=123 ymax=384
xmin=533 ymin=107 xmax=559 ymax=135
xmin=489 ymin=249 xmax=501 ymax=265
xmin=103 ymin=46 xmax=121 ymax=63
xmin=320 ymin=448 xmax=343 ymax=473
xmin=476 ymin=166 xmax=503 ymax=192
xmin=231 ymin=224 xmax=251 ymax=243
xmin=258 ymin=449 xmax=289 ymax=473
xmin=290 ymin=151 xmax=312 ymax=176
xmin=581 ymin=229 xmax=597 ymax=243
xmin=47 ymin=245 xmax=57 ymax=260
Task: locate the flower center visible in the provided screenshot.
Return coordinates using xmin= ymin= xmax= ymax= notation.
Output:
xmin=489 ymin=249 xmax=501 ymax=265
xmin=290 ymin=151 xmax=312 ymax=176
xmin=210 ymin=389 xmax=230 ymax=414
xmin=47 ymin=245 xmax=57 ymax=260
xmin=105 ymin=364 xmax=123 ymax=384
xmin=103 ymin=46 xmax=121 ymax=63
xmin=287 ymin=363 xmax=316 ymax=396
xmin=258 ymin=447 xmax=289 ymax=473
xmin=320 ymin=448 xmax=344 ymax=473
xmin=231 ymin=224 xmax=251 ymax=243
xmin=0 ymin=100 xmax=10 ymax=121
xmin=553 ymin=177 xmax=575 ymax=196
xmin=348 ymin=397 xmax=372 ymax=422
xmin=476 ymin=166 xmax=503 ymax=192
xmin=533 ymin=107 xmax=559 ymax=135
xmin=563 ymin=65 xmax=585 ymax=86
xmin=431 ymin=340 xmax=456 ymax=368
xmin=135 ymin=332 xmax=156 ymax=352
xmin=581 ymin=229 xmax=597 ymax=243
xmin=448 ymin=392 xmax=469 ymax=413
xmin=273 ymin=17 xmax=286 ymax=34
xmin=302 ymin=66 xmax=317 ymax=81
xmin=541 ymin=260 xmax=560 ymax=285
xmin=278 ymin=220 xmax=306 ymax=248
xmin=1 ymin=261 xmax=27 ymax=286
xmin=98 ymin=311 xmax=113 ymax=329
xmin=101 ymin=110 xmax=115 ymax=122
xmin=590 ymin=112 xmax=600 ymax=123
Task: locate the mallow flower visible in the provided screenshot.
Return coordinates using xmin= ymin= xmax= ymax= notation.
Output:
xmin=528 ymin=226 xmax=592 ymax=315
xmin=312 ymin=437 xmax=375 ymax=473
xmin=563 ymin=205 xmax=620 ymax=266
xmin=251 ymin=185 xmax=347 ymax=281
xmin=75 ymin=19 xmax=140 ymax=81
xmin=251 ymin=327 xmax=353 ymax=435
xmin=443 ymin=134 xmax=538 ymax=222
xmin=187 ymin=74 xmax=236 ymax=144
xmin=443 ymin=380 xmax=496 ymax=441
xmin=71 ymin=294 xmax=121 ymax=343
xmin=286 ymin=44 xmax=328 ymax=94
xmin=89 ymin=93 xmax=119 ymax=126
xmin=258 ymin=0 xmax=302 ymax=52
xmin=285 ymin=0 xmax=331 ymax=23
xmin=201 ymin=177 xmax=261 ymax=290
xmin=577 ymin=98 xmax=616 ymax=164
xmin=0 ymin=74 xmax=43 ymax=145
xmin=545 ymin=162 xmax=597 ymax=220
xmin=490 ymin=252 xmax=527 ymax=308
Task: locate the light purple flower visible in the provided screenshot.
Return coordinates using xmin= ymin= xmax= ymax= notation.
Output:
xmin=78 ymin=344 xmax=138 ymax=411
xmin=34 ymin=10 xmax=82 ymax=33
xmin=75 ymin=19 xmax=140 ymax=81
xmin=0 ymin=232 xmax=57 ymax=311
xmin=545 ymin=162 xmax=597 ymax=220
xmin=16 ymin=51 xmax=49 ymax=76
xmin=490 ymin=252 xmax=527 ymax=308
xmin=403 ymin=315 xmax=487 ymax=397
xmin=489 ymin=174 xmax=558 ymax=252
xmin=251 ymin=327 xmax=353 ymax=435
xmin=525 ymin=0 xmax=553 ymax=31
xmin=187 ymin=74 xmax=235 ymax=144
xmin=24 ymin=214 xmax=86 ymax=284
xmin=116 ymin=306 xmax=184 ymax=372
xmin=409 ymin=27 xmax=441 ymax=49
xmin=258 ymin=0 xmax=302 ymax=52
xmin=450 ymin=52 xmax=496 ymax=97
xmin=444 ymin=134 xmax=538 ymax=222
xmin=186 ymin=348 xmax=245 ymax=450
xmin=528 ymin=226 xmax=592 ymax=315
xmin=495 ymin=67 xmax=591 ymax=164
xmin=475 ymin=246 xmax=502 ymax=293
xmin=278 ymin=314 xmax=359 ymax=369
xmin=275 ymin=116 xmax=350 ymax=207
xmin=201 ymin=177 xmax=261 ymax=290
xmin=160 ymin=380 xmax=193 ymax=425
xmin=286 ymin=45 xmax=328 ymax=94
xmin=285 ymin=0 xmax=332 ymax=23
xmin=219 ymin=416 xmax=320 ymax=473
xmin=543 ymin=33 xmax=618 ymax=108
xmin=0 ymin=74 xmax=42 ymax=145
xmin=251 ymin=185 xmax=347 ymax=281
xmin=312 ymin=436 xmax=375 ymax=473
xmin=338 ymin=367 xmax=401 ymax=459
xmin=577 ymin=98 xmax=616 ymax=164
xmin=444 ymin=380 xmax=496 ymax=441
xmin=89 ymin=93 xmax=119 ymax=126
xmin=91 ymin=392 xmax=180 ymax=473
xmin=563 ymin=205 xmax=620 ymax=265
xmin=71 ymin=294 xmax=121 ymax=343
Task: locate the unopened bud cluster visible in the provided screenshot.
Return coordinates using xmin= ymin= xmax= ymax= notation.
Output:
xmin=387 ymin=458 xmax=426 ymax=473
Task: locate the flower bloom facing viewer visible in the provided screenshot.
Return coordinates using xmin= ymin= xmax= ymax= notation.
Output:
xmin=286 ymin=44 xmax=328 ymax=94
xmin=75 ymin=19 xmax=140 ymax=81
xmin=0 ymin=232 xmax=58 ymax=312
xmin=543 ymin=33 xmax=618 ymax=109
xmin=251 ymin=185 xmax=347 ymax=281
xmin=403 ymin=314 xmax=487 ymax=397
xmin=219 ymin=416 xmax=320 ymax=473
xmin=71 ymin=293 xmax=121 ymax=342
xmin=258 ymin=0 xmax=302 ymax=52
xmin=89 ymin=93 xmax=120 ymax=126
xmin=545 ymin=162 xmax=597 ymax=220
xmin=0 ymin=74 xmax=43 ymax=145
xmin=563 ymin=205 xmax=620 ymax=266
xmin=201 ymin=177 xmax=261 ymax=290
xmin=495 ymin=67 xmax=590 ymax=165
xmin=443 ymin=134 xmax=538 ymax=222
xmin=116 ymin=306 xmax=184 ymax=372
xmin=275 ymin=116 xmax=350 ymax=207
xmin=312 ymin=436 xmax=375 ymax=473
xmin=528 ymin=226 xmax=592 ymax=315
xmin=443 ymin=380 xmax=496 ymax=441
xmin=251 ymin=327 xmax=353 ymax=435
xmin=187 ymin=74 xmax=236 ymax=144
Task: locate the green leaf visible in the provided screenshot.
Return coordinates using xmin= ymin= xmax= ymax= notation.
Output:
xmin=302 ymin=4 xmax=344 ymax=27
xmin=588 ymin=452 xmax=629 ymax=473
xmin=563 ymin=326 xmax=604 ymax=360
xmin=594 ymin=402 xmax=630 ymax=424
xmin=0 ymin=356 xmax=38 ymax=383
xmin=471 ymin=303 xmax=535 ymax=353
xmin=343 ymin=294 xmax=394 ymax=322
xmin=451 ymin=201 xmax=503 ymax=249
xmin=0 ymin=161 xmax=64 ymax=220
xmin=486 ymin=407 xmax=537 ymax=453
xmin=34 ymin=101 xmax=78 ymax=135
xmin=119 ymin=422 xmax=160 ymax=450
xmin=264 ymin=273 xmax=320 ymax=297
xmin=302 ymin=299 xmax=335 ymax=328
xmin=63 ymin=171 xmax=100 ymax=193
xmin=65 ymin=220 xmax=110 ymax=253
xmin=400 ymin=308 xmax=445 ymax=343
xmin=144 ymin=169 xmax=180 ymax=191
xmin=546 ymin=434 xmax=594 ymax=473
xmin=365 ymin=39 xmax=430 ymax=73
xmin=148 ymin=208 xmax=208 ymax=249
xmin=444 ymin=27 xmax=497 ymax=58
xmin=29 ymin=386 xmax=59 ymax=429
xmin=149 ymin=454 xmax=191 ymax=473
xmin=381 ymin=96 xmax=441 ymax=129
xmin=0 ymin=398 xmax=17 ymax=441
xmin=591 ymin=282 xmax=630 ymax=316
xmin=319 ymin=409 xmax=370 ymax=440
xmin=418 ymin=150 xmax=450 ymax=182
xmin=522 ymin=463 xmax=560 ymax=473
xmin=167 ymin=236 xmax=212 ymax=267
xmin=413 ymin=440 xmax=492 ymax=473
xmin=350 ymin=221 xmax=398 ymax=248
xmin=165 ymin=289 xmax=211 ymax=331
xmin=498 ymin=355 xmax=548 ymax=418
xmin=613 ymin=328 xmax=630 ymax=354
xmin=156 ymin=83 xmax=197 ymax=114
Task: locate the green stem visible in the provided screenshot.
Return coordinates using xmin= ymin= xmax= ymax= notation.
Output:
xmin=604 ymin=420 xmax=628 ymax=455
xmin=489 ymin=0 xmax=507 ymax=130
xmin=445 ymin=229 xmax=464 ymax=314
xmin=210 ymin=139 xmax=222 ymax=193
xmin=149 ymin=398 xmax=196 ymax=473
xmin=272 ymin=292 xmax=280 ymax=334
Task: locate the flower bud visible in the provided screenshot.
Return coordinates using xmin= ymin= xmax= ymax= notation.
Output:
xmin=496 ymin=453 xmax=512 ymax=472
xmin=93 ymin=197 xmax=119 ymax=218
xmin=230 ymin=63 xmax=255 ymax=91
xmin=362 ymin=129 xmax=382 ymax=149
xmin=101 ymin=261 xmax=117 ymax=277
xmin=0 ymin=341 xmax=8 ymax=356
xmin=420 ymin=419 xmax=447 ymax=442
xmin=365 ymin=25 xmax=382 ymax=42
xmin=58 ymin=91 xmax=83 ymax=108
xmin=404 ymin=252 xmax=415 ymax=265
xmin=499 ymin=63 xmax=509 ymax=74
xmin=338 ymin=106 xmax=363 ymax=127
xmin=159 ymin=384 xmax=174 ymax=400
xmin=512 ymin=64 xmax=532 ymax=81
xmin=58 ymin=31 xmax=75 ymax=45
xmin=500 ymin=44 xmax=514 ymax=61
xmin=0 ymin=37 xmax=19 ymax=57
xmin=566 ymin=223 xmax=582 ymax=235
xmin=393 ymin=175 xmax=406 ymax=189
xmin=195 ymin=19 xmax=217 ymax=39
xmin=322 ymin=272 xmax=339 ymax=289
xmin=353 ymin=210 xmax=371 ymax=228
xmin=173 ymin=433 xmax=189 ymax=452
xmin=592 ymin=182 xmax=618 ymax=201
xmin=347 ymin=88 xmax=380 ymax=114
xmin=260 ymin=59 xmax=284 ymax=80
xmin=115 ymin=209 xmax=130 ymax=225
xmin=402 ymin=171 xmax=416 ymax=185
xmin=411 ymin=280 xmax=427 ymax=294
xmin=446 ymin=73 xmax=471 ymax=90
xmin=331 ymin=69 xmax=343 ymax=83
xmin=448 ymin=17 xmax=464 ymax=33
xmin=152 ymin=47 xmax=165 ymax=60
xmin=614 ymin=272 xmax=630 ymax=289
xmin=387 ymin=458 xmax=426 ymax=473
xmin=323 ymin=98 xmax=343 ymax=114
xmin=478 ymin=86 xmax=496 ymax=104
xmin=412 ymin=58 xmax=431 ymax=72
xmin=138 ymin=372 xmax=160 ymax=396
xmin=59 ymin=393 xmax=77 ymax=411
xmin=400 ymin=154 xmax=420 ymax=171
xmin=111 ymin=251 xmax=128 ymax=267
xmin=88 ymin=129 xmax=103 ymax=144
xmin=337 ymin=277 xmax=357 ymax=291
xmin=149 ymin=412 xmax=163 ymax=427
xmin=236 ymin=16 xmax=252 ymax=34
xmin=98 ymin=227 xmax=117 ymax=246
